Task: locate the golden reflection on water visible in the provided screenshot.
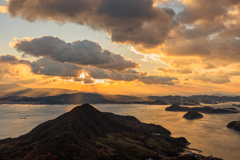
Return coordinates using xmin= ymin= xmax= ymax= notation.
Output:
xmin=94 ymin=103 xmax=240 ymax=160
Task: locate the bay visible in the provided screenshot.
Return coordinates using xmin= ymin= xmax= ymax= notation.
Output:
xmin=0 ymin=103 xmax=240 ymax=160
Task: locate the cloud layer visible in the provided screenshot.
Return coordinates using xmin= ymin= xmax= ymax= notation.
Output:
xmin=11 ymin=36 xmax=139 ymax=71
xmin=0 ymin=54 xmax=178 ymax=85
xmin=3 ymin=0 xmax=240 ymax=63
xmin=2 ymin=0 xmax=172 ymax=48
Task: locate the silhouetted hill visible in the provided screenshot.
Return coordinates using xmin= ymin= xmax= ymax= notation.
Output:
xmin=23 ymin=104 xmax=132 ymax=140
xmin=0 ymin=104 xmax=190 ymax=160
xmin=104 ymin=112 xmax=171 ymax=135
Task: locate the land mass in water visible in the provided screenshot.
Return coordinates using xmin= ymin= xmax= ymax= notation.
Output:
xmin=183 ymin=111 xmax=203 ymax=120
xmin=166 ymin=104 xmax=239 ymax=114
xmin=227 ymin=121 xmax=240 ymax=132
xmin=0 ymin=104 xmax=222 ymax=160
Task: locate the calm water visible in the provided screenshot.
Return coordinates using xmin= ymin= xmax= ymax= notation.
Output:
xmin=0 ymin=103 xmax=240 ymax=160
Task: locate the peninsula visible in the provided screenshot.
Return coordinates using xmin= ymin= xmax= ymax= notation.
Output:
xmin=165 ymin=104 xmax=239 ymax=114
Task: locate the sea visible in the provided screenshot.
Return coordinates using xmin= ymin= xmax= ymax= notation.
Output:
xmin=0 ymin=102 xmax=240 ymax=160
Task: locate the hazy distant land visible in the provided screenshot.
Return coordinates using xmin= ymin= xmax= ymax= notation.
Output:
xmin=1 ymin=90 xmax=240 ymax=106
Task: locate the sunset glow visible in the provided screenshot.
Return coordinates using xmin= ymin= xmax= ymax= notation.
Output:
xmin=1 ymin=0 xmax=240 ymax=96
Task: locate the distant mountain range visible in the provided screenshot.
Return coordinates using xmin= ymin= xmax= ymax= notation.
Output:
xmin=0 ymin=84 xmax=77 ymax=98
xmin=1 ymin=84 xmax=240 ymax=105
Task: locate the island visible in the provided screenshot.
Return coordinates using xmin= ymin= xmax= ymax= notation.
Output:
xmin=227 ymin=121 xmax=240 ymax=132
xmin=0 ymin=104 xmax=222 ymax=160
xmin=165 ymin=104 xmax=239 ymax=114
xmin=183 ymin=111 xmax=203 ymax=120
xmin=232 ymin=104 xmax=240 ymax=107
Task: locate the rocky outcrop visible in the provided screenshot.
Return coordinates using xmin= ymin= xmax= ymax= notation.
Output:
xmin=183 ymin=111 xmax=203 ymax=120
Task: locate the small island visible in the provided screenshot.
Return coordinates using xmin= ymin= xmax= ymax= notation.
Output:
xmin=183 ymin=111 xmax=203 ymax=120
xmin=227 ymin=121 xmax=240 ymax=132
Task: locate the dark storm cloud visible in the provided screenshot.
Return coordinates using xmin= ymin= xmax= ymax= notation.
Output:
xmin=4 ymin=0 xmax=172 ymax=48
xmin=12 ymin=36 xmax=140 ymax=71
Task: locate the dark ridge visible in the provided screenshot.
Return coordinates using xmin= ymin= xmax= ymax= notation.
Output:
xmin=183 ymin=111 xmax=203 ymax=120
xmin=165 ymin=104 xmax=239 ymax=114
xmin=0 ymin=103 xmax=189 ymax=160
xmin=104 ymin=112 xmax=171 ymax=135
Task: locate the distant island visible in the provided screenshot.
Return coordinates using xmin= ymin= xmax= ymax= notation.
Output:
xmin=183 ymin=111 xmax=203 ymax=120
xmin=227 ymin=121 xmax=240 ymax=132
xmin=166 ymin=104 xmax=239 ymax=114
xmin=1 ymin=92 xmax=240 ymax=105
xmin=0 ymin=104 xmax=222 ymax=160
xmin=232 ymin=104 xmax=240 ymax=107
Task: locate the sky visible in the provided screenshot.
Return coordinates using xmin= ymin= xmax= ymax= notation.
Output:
xmin=1 ymin=0 xmax=240 ymax=96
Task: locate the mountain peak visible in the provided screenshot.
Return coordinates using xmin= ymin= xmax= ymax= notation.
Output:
xmin=24 ymin=104 xmax=132 ymax=141
xmin=70 ymin=103 xmax=100 ymax=114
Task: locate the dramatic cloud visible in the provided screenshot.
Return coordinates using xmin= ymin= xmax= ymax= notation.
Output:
xmin=0 ymin=54 xmax=177 ymax=85
xmin=30 ymin=59 xmax=83 ymax=77
xmin=3 ymin=0 xmax=172 ymax=48
xmin=0 ymin=54 xmax=30 ymax=65
xmin=3 ymin=0 xmax=240 ymax=63
xmin=11 ymin=36 xmax=139 ymax=71
xmin=3 ymin=0 xmax=240 ymax=91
